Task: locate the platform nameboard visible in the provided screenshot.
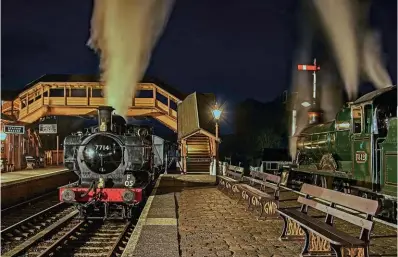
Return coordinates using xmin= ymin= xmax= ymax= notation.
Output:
xmin=39 ymin=124 xmax=57 ymax=134
xmin=4 ymin=125 xmax=25 ymax=134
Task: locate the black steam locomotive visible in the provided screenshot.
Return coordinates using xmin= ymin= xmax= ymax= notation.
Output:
xmin=59 ymin=106 xmax=156 ymax=220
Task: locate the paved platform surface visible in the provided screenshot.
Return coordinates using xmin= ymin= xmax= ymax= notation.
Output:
xmin=123 ymin=175 xmax=397 ymax=257
xmin=1 ymin=166 xmax=77 ymax=208
xmin=1 ymin=166 xmax=67 ymax=186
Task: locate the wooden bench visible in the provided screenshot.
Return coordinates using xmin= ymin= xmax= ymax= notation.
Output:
xmin=236 ymin=167 xmax=281 ymax=220
xmin=278 ymin=183 xmax=379 ymax=257
xmin=25 ymin=156 xmax=36 ymax=169
xmin=217 ymin=165 xmax=244 ymax=196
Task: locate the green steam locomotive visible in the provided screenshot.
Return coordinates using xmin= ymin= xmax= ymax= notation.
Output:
xmin=287 ymin=85 xmax=397 ymax=220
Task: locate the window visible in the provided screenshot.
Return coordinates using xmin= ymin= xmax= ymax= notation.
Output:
xmin=364 ymin=105 xmax=372 ymax=134
xmin=352 ymin=107 xmax=362 ymax=134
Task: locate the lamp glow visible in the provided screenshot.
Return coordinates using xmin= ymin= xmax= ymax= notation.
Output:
xmin=301 ymin=101 xmax=311 ymax=107
xmin=0 ymin=132 xmax=6 ymax=141
xmin=212 ymin=105 xmax=222 ymax=120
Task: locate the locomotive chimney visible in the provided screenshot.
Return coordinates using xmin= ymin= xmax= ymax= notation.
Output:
xmin=98 ymin=106 xmax=114 ymax=132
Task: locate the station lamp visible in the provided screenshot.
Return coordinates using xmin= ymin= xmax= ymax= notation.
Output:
xmin=0 ymin=132 xmax=7 ymax=141
xmin=212 ymin=103 xmax=223 ymax=176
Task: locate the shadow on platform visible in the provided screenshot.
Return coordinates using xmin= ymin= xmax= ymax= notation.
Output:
xmin=154 ymin=174 xmax=217 ymax=195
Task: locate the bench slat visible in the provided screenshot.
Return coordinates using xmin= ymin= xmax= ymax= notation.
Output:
xmin=278 ymin=208 xmax=366 ymax=246
xmin=262 ymin=181 xmax=278 ymax=190
xmin=220 ymin=176 xmax=239 ymax=183
xmin=226 ymin=170 xmax=241 ymax=178
xmin=243 ymin=176 xmax=264 ymax=185
xmin=263 ymin=173 xmax=281 ymax=184
xmin=298 ymin=196 xmax=373 ymax=231
xmin=239 ymin=184 xmax=272 ymax=198
xmin=301 ymin=184 xmax=379 ymax=215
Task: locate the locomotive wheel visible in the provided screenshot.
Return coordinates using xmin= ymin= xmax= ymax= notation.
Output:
xmin=332 ymin=179 xmax=350 ymax=194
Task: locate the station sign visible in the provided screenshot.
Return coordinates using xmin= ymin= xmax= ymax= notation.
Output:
xmin=39 ymin=124 xmax=58 ymax=134
xmin=4 ymin=125 xmax=25 ymax=134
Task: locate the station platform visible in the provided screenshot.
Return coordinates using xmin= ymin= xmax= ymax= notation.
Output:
xmin=122 ymin=174 xmax=398 ymax=257
xmin=1 ymin=167 xmax=78 ymax=208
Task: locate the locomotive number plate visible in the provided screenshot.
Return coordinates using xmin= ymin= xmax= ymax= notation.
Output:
xmin=355 ymin=151 xmax=367 ymax=163
xmin=124 ymin=174 xmax=136 ymax=188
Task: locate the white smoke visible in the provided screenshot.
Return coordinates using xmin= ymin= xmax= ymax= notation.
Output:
xmin=312 ymin=0 xmax=392 ymax=99
xmin=312 ymin=0 xmax=359 ymax=100
xmin=288 ymin=23 xmax=313 ymax=159
xmin=362 ymin=30 xmax=393 ymax=88
xmin=88 ymin=0 xmax=175 ymax=117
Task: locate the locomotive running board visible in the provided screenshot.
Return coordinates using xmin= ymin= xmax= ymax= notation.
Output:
xmin=292 ymin=168 xmax=350 ymax=178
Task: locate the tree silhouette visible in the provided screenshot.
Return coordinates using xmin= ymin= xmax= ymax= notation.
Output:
xmin=256 ymin=128 xmax=282 ymax=151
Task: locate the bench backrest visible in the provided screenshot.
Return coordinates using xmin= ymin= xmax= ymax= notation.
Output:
xmin=259 ymin=173 xmax=281 ymax=184
xmin=25 ymin=156 xmax=36 ymax=163
xmin=226 ymin=165 xmax=244 ymax=179
xmin=299 ymin=184 xmax=379 ymax=235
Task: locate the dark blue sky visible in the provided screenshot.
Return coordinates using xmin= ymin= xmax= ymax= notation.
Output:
xmin=1 ymin=0 xmax=397 ymax=105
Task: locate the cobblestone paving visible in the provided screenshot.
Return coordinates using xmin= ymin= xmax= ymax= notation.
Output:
xmin=177 ymin=187 xmax=302 ymax=257
xmin=177 ymin=186 xmax=397 ymax=257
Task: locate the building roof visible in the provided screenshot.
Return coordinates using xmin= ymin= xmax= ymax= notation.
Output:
xmin=2 ymin=74 xmax=186 ymax=100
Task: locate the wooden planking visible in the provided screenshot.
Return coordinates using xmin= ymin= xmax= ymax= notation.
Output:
xmin=298 ymin=196 xmax=374 ymax=231
xmin=301 ymin=184 xmax=379 ymax=215
xmin=263 ymin=173 xmax=281 ymax=184
xmin=6 ymin=81 xmax=179 ymax=131
xmin=90 ymin=98 xmax=105 ymax=106
xmin=49 ymin=97 xmax=65 ymax=105
xmin=135 ymin=98 xmax=155 ymax=106
xmin=66 ymin=97 xmax=88 ymax=106
xmin=156 ymin=100 xmax=169 ymax=113
xmin=229 ymin=165 xmax=244 ymax=173
xmin=28 ymin=100 xmax=42 ymax=113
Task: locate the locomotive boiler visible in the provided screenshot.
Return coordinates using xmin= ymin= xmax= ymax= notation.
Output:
xmin=59 ymin=106 xmax=155 ymax=220
xmin=286 ymin=85 xmax=397 ymax=221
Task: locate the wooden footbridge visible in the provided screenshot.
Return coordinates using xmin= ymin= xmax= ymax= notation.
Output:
xmin=1 ymin=75 xmax=219 ymax=173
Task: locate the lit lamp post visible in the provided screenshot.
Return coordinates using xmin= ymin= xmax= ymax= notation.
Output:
xmin=212 ymin=104 xmax=222 ymax=176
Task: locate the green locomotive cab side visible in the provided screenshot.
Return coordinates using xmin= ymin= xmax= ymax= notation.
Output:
xmin=350 ymin=86 xmax=397 ymax=193
xmin=379 ymin=118 xmax=397 ymax=197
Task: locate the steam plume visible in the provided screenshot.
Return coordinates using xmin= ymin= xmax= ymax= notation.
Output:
xmin=288 ymin=25 xmax=313 ymax=159
xmin=362 ymin=30 xmax=392 ymax=88
xmin=88 ymin=0 xmax=175 ymax=116
xmin=319 ymin=64 xmax=343 ymax=122
xmin=312 ymin=0 xmax=359 ymax=100
xmin=312 ymin=0 xmax=392 ymax=98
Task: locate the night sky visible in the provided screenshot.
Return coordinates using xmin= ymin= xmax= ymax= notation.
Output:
xmin=2 ymin=0 xmax=397 ymax=105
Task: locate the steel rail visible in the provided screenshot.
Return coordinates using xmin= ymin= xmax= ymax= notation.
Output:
xmin=2 ymin=210 xmax=79 ymax=257
xmin=1 ymin=202 xmax=66 ymax=235
xmin=1 ymin=190 xmax=57 ymax=214
xmin=106 ymin=221 xmax=133 ymax=257
xmin=36 ymin=219 xmax=87 ymax=257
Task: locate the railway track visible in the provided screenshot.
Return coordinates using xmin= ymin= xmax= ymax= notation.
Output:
xmin=3 ymin=218 xmax=133 ymax=257
xmin=1 ymin=203 xmax=77 ymax=255
xmin=1 ymin=191 xmax=60 ymax=230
